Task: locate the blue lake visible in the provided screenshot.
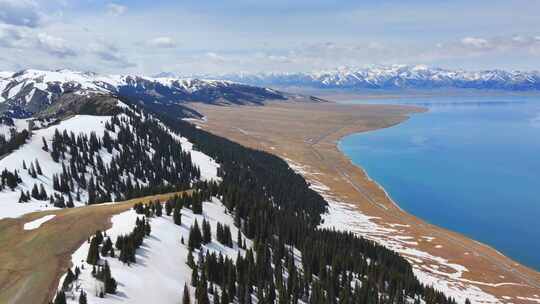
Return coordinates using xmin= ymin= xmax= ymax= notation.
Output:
xmin=338 ymin=94 xmax=540 ymax=271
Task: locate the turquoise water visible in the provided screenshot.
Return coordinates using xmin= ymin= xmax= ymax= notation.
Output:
xmin=338 ymin=95 xmax=540 ymax=271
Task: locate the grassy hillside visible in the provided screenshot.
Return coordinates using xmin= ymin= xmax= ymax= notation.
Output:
xmin=0 ymin=191 xmax=188 ymax=304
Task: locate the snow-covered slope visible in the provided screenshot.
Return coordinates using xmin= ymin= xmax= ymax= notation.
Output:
xmin=0 ymin=69 xmax=286 ymax=118
xmin=0 ymin=104 xmax=219 ymax=220
xmin=0 ymin=115 xmax=112 ymax=218
xmin=220 ymin=65 xmax=540 ymax=91
xmin=59 ymin=198 xmax=250 ymax=303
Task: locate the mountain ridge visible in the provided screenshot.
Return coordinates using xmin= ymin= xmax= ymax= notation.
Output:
xmin=210 ymin=65 xmax=540 ymax=91
xmin=0 ymin=69 xmax=287 ymax=118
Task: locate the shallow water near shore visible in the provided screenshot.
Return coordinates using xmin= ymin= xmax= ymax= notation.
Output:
xmin=339 ymin=94 xmax=540 ymax=271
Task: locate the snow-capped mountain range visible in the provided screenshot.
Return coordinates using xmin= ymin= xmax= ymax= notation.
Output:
xmin=0 ymin=69 xmax=286 ymax=118
xmin=216 ymin=65 xmax=540 ymax=91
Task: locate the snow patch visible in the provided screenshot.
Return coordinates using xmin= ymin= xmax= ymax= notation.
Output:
xmin=284 ymin=158 xmax=507 ymax=304
xmin=23 ymin=214 xmax=56 ymax=230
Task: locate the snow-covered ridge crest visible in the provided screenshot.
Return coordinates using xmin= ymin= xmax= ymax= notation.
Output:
xmin=0 ymin=68 xmax=286 ymax=118
xmin=4 ymin=68 xmax=241 ymax=95
xmin=219 ymin=64 xmax=540 ymax=91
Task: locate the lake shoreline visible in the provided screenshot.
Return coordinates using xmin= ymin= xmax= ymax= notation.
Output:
xmin=338 ymin=93 xmax=540 ymax=272
xmin=189 ymin=101 xmax=540 ymax=304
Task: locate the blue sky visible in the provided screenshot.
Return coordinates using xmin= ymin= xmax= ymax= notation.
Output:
xmin=0 ymin=0 xmax=539 ymax=74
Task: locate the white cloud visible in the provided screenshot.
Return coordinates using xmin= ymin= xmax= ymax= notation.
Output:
xmin=205 ymin=52 xmax=226 ymax=62
xmin=147 ymin=37 xmax=176 ymax=48
xmin=0 ymin=0 xmax=43 ymax=28
xmin=461 ymin=37 xmax=491 ymax=49
xmin=106 ymin=3 xmax=127 ymax=17
xmin=460 ymin=35 xmax=540 ymax=53
xmin=36 ymin=33 xmax=76 ymax=58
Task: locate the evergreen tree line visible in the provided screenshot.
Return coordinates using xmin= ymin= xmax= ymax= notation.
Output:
xmin=0 ymin=169 xmax=21 ymax=191
xmin=0 ymin=127 xmax=30 ymax=157
xmin=216 ymin=222 xmax=233 ymax=248
xmin=134 ymin=200 xmax=163 ymax=217
xmin=115 ymin=217 xmax=152 ymax=265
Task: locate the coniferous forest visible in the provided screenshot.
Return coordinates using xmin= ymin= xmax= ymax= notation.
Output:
xmin=6 ymin=107 xmax=202 ymax=207
xmin=52 ymin=102 xmax=462 ymax=304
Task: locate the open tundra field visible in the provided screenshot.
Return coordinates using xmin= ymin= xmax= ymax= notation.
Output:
xmin=189 ymin=101 xmax=540 ymax=304
xmin=0 ymin=192 xmax=186 ymax=304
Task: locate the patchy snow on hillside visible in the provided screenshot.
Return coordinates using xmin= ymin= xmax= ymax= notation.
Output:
xmin=284 ymin=158 xmax=505 ymax=304
xmin=59 ymin=198 xmax=251 ymax=303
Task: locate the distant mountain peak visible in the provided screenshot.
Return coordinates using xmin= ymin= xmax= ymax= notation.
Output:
xmin=152 ymin=71 xmax=179 ymax=78
xmin=218 ymin=65 xmax=540 ymax=91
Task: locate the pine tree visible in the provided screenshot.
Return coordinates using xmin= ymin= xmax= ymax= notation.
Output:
xmin=67 ymin=193 xmax=74 ymax=208
xmin=29 ymin=163 xmax=37 ymax=178
xmin=183 ymin=283 xmax=191 ymax=304
xmin=188 ymin=220 xmax=202 ymax=250
xmin=165 ymin=199 xmax=173 ymax=216
xmin=42 ymin=137 xmax=49 ymax=151
xmin=195 ymin=279 xmax=210 ymax=304
xmin=191 ymin=265 xmax=199 ymax=287
xmin=237 ymin=229 xmax=242 ymax=248
xmin=18 ymin=190 xmax=28 ymax=203
xmin=202 ymin=219 xmax=211 ymax=244
xmin=192 ymin=199 xmax=203 ymax=214
xmin=61 ymin=269 xmax=75 ymax=291
xmin=187 ymin=250 xmax=195 ymax=268
xmin=39 ymin=184 xmax=47 ymax=200
xmin=173 ymin=207 xmax=182 ymax=225
xmin=101 ymin=237 xmax=113 ymax=256
xmin=86 ymin=236 xmax=100 ymax=265
xmin=155 ymin=201 xmax=163 ymax=217
xmin=35 ymin=159 xmax=42 ymax=175
xmin=221 ymin=289 xmax=229 ymax=304
xmin=53 ymin=291 xmax=66 ymax=304
xmin=103 ymin=263 xmax=117 ymax=294
xmin=79 ymin=290 xmax=87 ymax=304
xmin=95 ymin=230 xmax=104 ymax=244
xmin=31 ymin=184 xmax=39 ymax=199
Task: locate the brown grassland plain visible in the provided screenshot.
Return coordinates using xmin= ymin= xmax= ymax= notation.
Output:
xmin=189 ymin=101 xmax=540 ymax=304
